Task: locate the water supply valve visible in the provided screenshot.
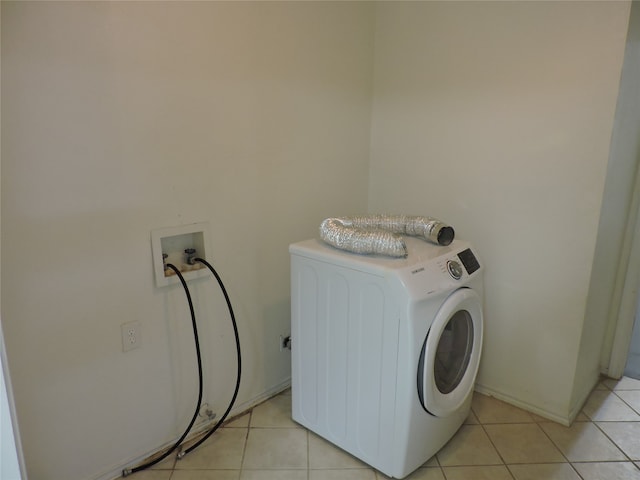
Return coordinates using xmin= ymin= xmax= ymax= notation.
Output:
xmin=185 ymin=248 xmax=197 ymax=266
xmin=150 ymin=222 xmax=210 ymax=287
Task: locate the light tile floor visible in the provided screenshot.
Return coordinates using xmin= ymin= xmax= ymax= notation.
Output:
xmin=124 ymin=377 xmax=640 ymax=480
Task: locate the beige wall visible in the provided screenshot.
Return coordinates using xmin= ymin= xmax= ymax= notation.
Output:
xmin=1 ymin=1 xmax=635 ymax=479
xmin=369 ymin=1 xmax=630 ymax=422
xmin=1 ymin=2 xmax=374 ymax=479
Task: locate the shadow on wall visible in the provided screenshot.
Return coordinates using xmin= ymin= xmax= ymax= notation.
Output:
xmin=262 ymin=298 xmax=293 ymax=388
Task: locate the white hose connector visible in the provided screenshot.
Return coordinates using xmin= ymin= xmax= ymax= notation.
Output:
xmin=319 ymin=214 xmax=454 ymax=258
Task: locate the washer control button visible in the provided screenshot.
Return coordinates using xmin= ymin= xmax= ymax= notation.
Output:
xmin=447 ymin=260 xmax=463 ymax=280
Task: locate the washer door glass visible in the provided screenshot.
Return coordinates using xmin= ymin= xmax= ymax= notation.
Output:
xmin=418 ymin=288 xmax=483 ymax=417
xmin=434 ymin=310 xmax=473 ymax=395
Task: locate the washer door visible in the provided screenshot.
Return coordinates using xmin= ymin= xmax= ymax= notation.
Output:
xmin=418 ymin=288 xmax=483 ymax=417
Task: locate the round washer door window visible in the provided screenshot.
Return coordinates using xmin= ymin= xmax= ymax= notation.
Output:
xmin=434 ymin=309 xmax=474 ymax=395
xmin=418 ymin=288 xmax=483 ymax=417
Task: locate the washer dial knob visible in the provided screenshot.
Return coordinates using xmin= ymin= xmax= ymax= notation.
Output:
xmin=447 ymin=260 xmax=463 ymax=280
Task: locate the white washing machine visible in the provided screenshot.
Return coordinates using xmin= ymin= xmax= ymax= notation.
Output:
xmin=289 ymin=236 xmax=483 ymax=479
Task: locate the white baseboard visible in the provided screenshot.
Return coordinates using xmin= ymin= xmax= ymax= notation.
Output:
xmin=227 ymin=378 xmax=291 ymax=419
xmin=474 ymin=384 xmax=572 ymax=427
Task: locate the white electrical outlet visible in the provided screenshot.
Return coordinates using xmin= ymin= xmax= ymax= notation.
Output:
xmin=121 ymin=321 xmax=141 ymax=352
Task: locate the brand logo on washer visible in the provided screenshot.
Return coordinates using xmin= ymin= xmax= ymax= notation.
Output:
xmin=411 ymin=267 xmax=425 ymax=274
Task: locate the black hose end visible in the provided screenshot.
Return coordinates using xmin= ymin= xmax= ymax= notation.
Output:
xmin=437 ymin=226 xmax=455 ymax=246
xmin=122 ymin=469 xmax=132 ymax=477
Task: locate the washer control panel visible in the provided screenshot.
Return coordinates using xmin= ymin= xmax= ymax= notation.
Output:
xmin=458 ymin=248 xmax=481 ymax=275
xmin=447 ymin=260 xmax=463 ymax=280
xmin=390 ymin=239 xmax=482 ymax=299
xmin=437 ymin=248 xmax=481 ymax=281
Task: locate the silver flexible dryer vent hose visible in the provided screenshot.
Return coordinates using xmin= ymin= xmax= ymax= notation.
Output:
xmin=319 ymin=214 xmax=454 ymax=258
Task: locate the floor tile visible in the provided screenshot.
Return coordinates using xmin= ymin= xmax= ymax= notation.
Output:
xmin=308 ymin=432 xmax=368 ymax=469
xmin=251 ymin=393 xmax=298 ymax=428
xmin=596 ymin=421 xmax=640 ymax=459
xmin=147 ymin=453 xmax=176 ymax=470
xmin=171 ymin=471 xmax=240 ymax=480
xmin=471 ymin=393 xmax=534 ymax=424
xmin=376 ymin=467 xmax=444 ymax=480
xmin=423 ymin=456 xmax=438 ymax=467
xmin=125 ymin=471 xmax=172 ymax=480
xmin=243 ymin=428 xmax=307 ymax=469
xmin=309 ymin=469 xmax=377 ymax=480
xmin=225 ymin=412 xmax=251 ymax=428
xmin=484 ymin=423 xmax=565 ymax=464
xmin=441 ymin=465 xmax=512 ymax=480
xmin=572 ymin=462 xmax=640 ymax=480
xmin=573 ymin=411 xmax=590 ymax=422
xmin=175 ymin=428 xmax=247 ymax=470
xmin=371 ymin=462 xmax=441 ymax=479
xmin=508 ymin=463 xmax=580 ymax=480
xmin=123 ymin=383 xmax=640 ymax=480
xmin=528 ymin=412 xmax=551 ymax=423
xmin=582 ymin=390 xmax=640 ymax=421
xmin=539 ymin=421 xmax=626 ymax=462
xmin=617 ymin=390 xmax=640 ymax=414
xmin=436 ymin=425 xmax=502 ymax=466
xmin=463 ymin=410 xmax=479 ymax=425
xmin=603 ymin=377 xmax=640 ymax=391
xmin=240 ymin=470 xmax=307 ymax=480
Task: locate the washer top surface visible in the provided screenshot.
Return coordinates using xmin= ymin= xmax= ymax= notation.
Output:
xmin=290 ymin=236 xmax=482 ymax=300
xmin=290 ymin=236 xmax=469 ymax=273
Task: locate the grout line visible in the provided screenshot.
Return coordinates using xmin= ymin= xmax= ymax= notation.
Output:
xmin=535 ymin=418 xmax=571 ymax=464
xmin=534 ymin=421 xmax=586 ymax=480
xmin=592 ymin=419 xmax=634 ymax=464
xmin=611 ymin=389 xmax=640 ymax=417
xmin=238 ymin=410 xmax=252 ymax=477
xmin=476 ymin=422 xmax=507 ymax=466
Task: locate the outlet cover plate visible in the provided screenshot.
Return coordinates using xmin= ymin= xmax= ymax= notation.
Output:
xmin=121 ymin=321 xmax=141 ymax=352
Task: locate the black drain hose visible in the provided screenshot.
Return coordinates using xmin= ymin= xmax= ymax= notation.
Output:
xmin=123 ymin=263 xmax=204 ymax=476
xmin=178 ymin=257 xmax=242 ymax=458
